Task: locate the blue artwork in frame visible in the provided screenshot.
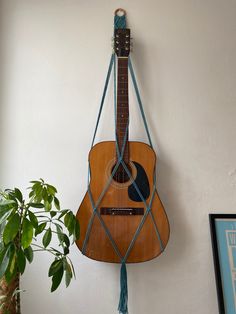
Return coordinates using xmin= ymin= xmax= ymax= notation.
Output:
xmin=210 ymin=214 xmax=236 ymax=314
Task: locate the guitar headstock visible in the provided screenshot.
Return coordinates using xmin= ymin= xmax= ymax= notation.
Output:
xmin=114 ymin=29 xmax=131 ymax=57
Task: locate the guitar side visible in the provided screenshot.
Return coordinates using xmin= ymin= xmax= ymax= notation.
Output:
xmin=76 ymin=141 xmax=170 ymax=263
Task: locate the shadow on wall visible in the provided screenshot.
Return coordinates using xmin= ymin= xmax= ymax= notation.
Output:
xmin=131 ymin=37 xmax=191 ymax=264
xmin=128 ymin=35 xmax=192 ymax=285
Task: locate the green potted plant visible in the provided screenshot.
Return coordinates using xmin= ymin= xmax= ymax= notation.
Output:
xmin=0 ymin=179 xmax=80 ymax=314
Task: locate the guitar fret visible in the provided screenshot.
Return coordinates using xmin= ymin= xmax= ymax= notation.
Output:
xmin=117 ymin=120 xmax=128 ymax=123
xmin=117 ymin=106 xmax=128 ymax=109
xmin=117 ymin=112 xmax=128 ymax=115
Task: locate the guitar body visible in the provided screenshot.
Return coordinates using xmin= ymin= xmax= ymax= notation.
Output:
xmin=76 ymin=141 xmax=170 ymax=263
xmin=76 ymin=26 xmax=170 ymax=264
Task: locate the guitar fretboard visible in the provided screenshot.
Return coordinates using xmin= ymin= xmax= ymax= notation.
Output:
xmin=116 ymin=57 xmax=129 ymax=164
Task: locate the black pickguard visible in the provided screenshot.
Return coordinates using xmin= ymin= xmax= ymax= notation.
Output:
xmin=128 ymin=161 xmax=150 ymax=202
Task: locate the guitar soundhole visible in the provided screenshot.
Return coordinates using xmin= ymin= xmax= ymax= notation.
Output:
xmin=112 ymin=163 xmax=132 ymax=183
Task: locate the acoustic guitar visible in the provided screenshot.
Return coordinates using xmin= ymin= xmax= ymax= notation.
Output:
xmin=76 ymin=27 xmax=170 ymax=263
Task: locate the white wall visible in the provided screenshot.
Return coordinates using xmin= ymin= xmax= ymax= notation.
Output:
xmin=1 ymin=0 xmax=236 ymax=313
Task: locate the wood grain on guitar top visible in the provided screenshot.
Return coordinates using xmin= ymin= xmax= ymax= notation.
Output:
xmin=76 ymin=141 xmax=170 ymax=263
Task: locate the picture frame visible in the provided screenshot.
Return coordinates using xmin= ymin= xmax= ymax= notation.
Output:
xmin=209 ymin=214 xmax=236 ymax=314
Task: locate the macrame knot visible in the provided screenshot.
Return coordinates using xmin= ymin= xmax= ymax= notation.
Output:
xmin=114 ymin=14 xmax=126 ymax=30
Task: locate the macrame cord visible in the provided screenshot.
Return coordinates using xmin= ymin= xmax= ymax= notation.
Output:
xmin=80 ymin=12 xmax=164 ymax=314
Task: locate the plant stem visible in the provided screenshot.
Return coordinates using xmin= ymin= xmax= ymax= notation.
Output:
xmin=0 ymin=274 xmax=20 ymax=314
xmin=16 ymin=274 xmax=21 ymax=314
xmin=31 ymin=244 xmax=62 ymax=257
xmin=15 ymin=214 xmax=21 ymax=314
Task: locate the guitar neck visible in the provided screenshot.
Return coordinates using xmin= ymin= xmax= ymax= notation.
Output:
xmin=116 ymin=57 xmax=129 ymax=163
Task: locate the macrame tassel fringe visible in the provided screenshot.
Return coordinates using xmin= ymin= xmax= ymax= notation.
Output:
xmin=118 ymin=262 xmax=128 ymax=314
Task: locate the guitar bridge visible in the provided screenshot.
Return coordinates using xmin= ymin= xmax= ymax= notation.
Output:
xmin=100 ymin=207 xmax=144 ymax=216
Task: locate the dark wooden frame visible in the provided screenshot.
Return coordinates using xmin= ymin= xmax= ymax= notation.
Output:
xmin=209 ymin=213 xmax=236 ymax=314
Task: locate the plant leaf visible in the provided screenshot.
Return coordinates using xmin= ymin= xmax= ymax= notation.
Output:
xmin=48 ymin=195 xmax=53 ymax=203
xmin=74 ymin=219 xmax=80 ymax=240
xmin=53 ymin=197 xmax=60 ymax=210
xmin=33 ymin=184 xmax=43 ymax=203
xmin=65 ymin=260 xmax=73 ymax=287
xmin=46 ymin=184 xmax=57 ymax=196
xmin=6 ymin=191 xmax=17 ymax=203
xmin=17 ymin=247 xmax=26 ymax=274
xmin=31 ymin=182 xmax=41 ymax=190
xmin=14 ymin=188 xmax=23 ymax=203
xmin=28 ymin=210 xmax=38 ymax=228
xmin=64 ymin=211 xmax=75 ymax=235
xmin=51 ymin=266 xmax=64 ymax=292
xmin=58 ymin=209 xmax=69 ymax=220
xmin=64 ymin=212 xmax=73 ymax=228
xmin=4 ymin=243 xmax=17 ymax=283
xmin=68 ymin=217 xmax=76 ymax=237
xmin=50 ymin=211 xmax=57 ymax=218
xmin=44 ymin=201 xmax=52 ymax=212
xmin=54 ymin=222 xmax=63 ymax=232
xmin=42 ymin=187 xmax=48 ymax=202
xmin=30 ymin=180 xmax=40 ymax=184
xmin=63 ymin=234 xmax=70 ymax=248
xmin=0 ymin=200 xmax=16 ymax=225
xmin=29 ymin=190 xmax=34 ymax=198
xmin=0 ymin=200 xmax=16 ymax=208
xmin=42 ymin=228 xmax=52 ymax=248
xmin=65 ymin=257 xmax=75 ymax=279
xmin=0 ymin=209 xmax=12 ymax=226
xmin=21 ymin=218 xmax=33 ymax=249
xmin=48 ymin=259 xmax=63 ymax=277
xmin=55 ymin=224 xmax=64 ymax=243
xmin=35 ymin=222 xmax=47 ymax=236
xmin=63 ymin=247 xmax=69 ymax=255
xmin=28 ymin=203 xmax=44 ymax=208
xmin=3 ymin=213 xmax=20 ymax=245
xmin=0 ymin=245 xmax=10 ymax=278
xmin=24 ymin=246 xmax=33 ymax=263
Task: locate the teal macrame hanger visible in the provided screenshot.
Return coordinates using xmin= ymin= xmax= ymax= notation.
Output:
xmin=81 ymin=9 xmax=163 ymax=314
